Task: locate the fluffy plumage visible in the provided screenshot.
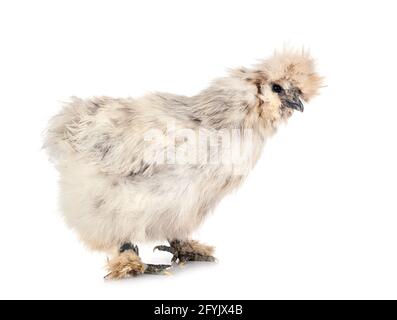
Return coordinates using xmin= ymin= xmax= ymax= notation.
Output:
xmin=44 ymin=50 xmax=322 ymax=258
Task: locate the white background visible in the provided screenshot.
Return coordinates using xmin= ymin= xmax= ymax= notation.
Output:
xmin=0 ymin=0 xmax=396 ymax=300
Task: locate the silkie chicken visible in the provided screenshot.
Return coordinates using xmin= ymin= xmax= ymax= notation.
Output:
xmin=44 ymin=50 xmax=322 ymax=279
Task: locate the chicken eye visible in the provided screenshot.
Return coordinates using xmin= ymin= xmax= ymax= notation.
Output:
xmin=272 ymin=83 xmax=284 ymax=94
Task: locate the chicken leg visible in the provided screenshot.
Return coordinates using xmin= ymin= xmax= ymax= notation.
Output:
xmin=154 ymin=240 xmax=216 ymax=263
xmin=105 ymin=242 xmax=171 ymax=279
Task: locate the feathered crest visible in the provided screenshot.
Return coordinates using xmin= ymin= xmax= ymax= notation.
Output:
xmin=259 ymin=48 xmax=324 ymax=101
xmin=231 ymin=48 xmax=324 ymax=101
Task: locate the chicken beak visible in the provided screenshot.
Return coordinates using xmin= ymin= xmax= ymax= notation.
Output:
xmin=284 ymin=97 xmax=304 ymax=112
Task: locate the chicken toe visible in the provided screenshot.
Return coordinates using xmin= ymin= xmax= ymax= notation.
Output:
xmin=154 ymin=240 xmax=216 ymax=264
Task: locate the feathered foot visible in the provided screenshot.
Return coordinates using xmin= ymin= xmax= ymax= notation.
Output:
xmin=105 ymin=243 xmax=171 ymax=280
xmin=154 ymin=239 xmax=216 ymax=264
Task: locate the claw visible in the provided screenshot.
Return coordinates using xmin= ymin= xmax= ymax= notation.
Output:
xmin=144 ymin=264 xmax=172 ymax=275
xmin=154 ymin=245 xmax=178 ymax=263
xmin=153 ymin=245 xmax=175 ymax=254
xmin=153 ymin=241 xmax=216 ymax=264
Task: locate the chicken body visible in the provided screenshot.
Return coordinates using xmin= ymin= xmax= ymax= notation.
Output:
xmin=45 ymin=51 xmax=322 ymax=273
